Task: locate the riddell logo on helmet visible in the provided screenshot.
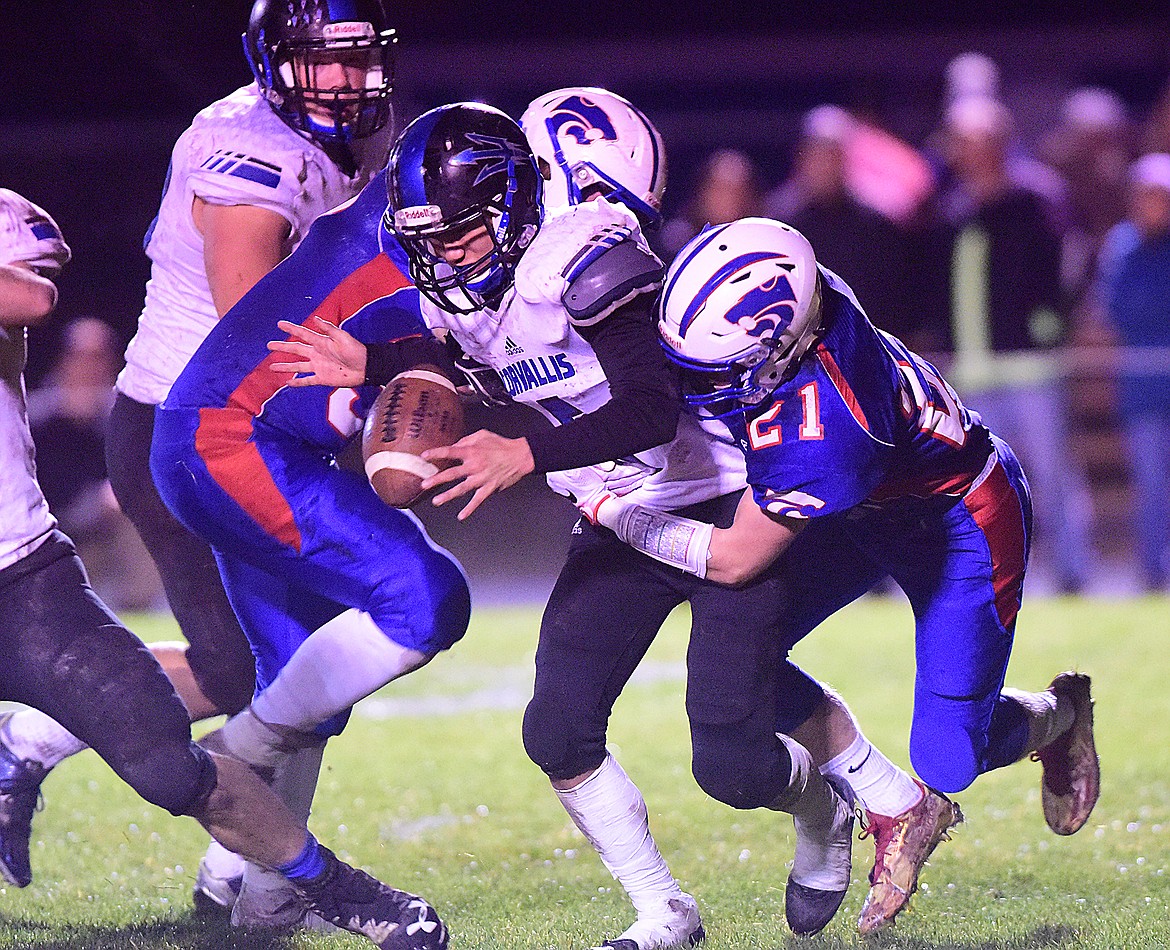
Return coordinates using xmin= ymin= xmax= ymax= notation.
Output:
xmin=394 ymin=205 xmax=442 ymax=228
xmin=659 ymin=325 xmax=684 ymax=349
xmin=323 ymin=22 xmax=375 ymax=41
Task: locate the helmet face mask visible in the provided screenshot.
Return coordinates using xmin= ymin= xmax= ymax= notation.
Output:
xmin=386 ymin=103 xmax=544 ymax=315
xmin=245 ymin=0 xmax=397 ymax=146
xmin=658 ymin=218 xmax=823 ymax=417
xmin=520 ymin=87 xmax=666 ymax=228
xmin=665 ymin=338 xmax=788 ymax=419
xmin=398 ymin=211 xmax=518 ymax=314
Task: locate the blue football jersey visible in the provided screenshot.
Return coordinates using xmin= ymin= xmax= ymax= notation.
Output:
xmin=165 ymin=169 xmax=426 ymax=452
xmin=725 ymin=269 xmax=994 ymax=519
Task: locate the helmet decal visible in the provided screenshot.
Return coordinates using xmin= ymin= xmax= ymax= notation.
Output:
xmin=545 ymin=95 xmax=619 ymax=146
xmin=658 ymin=217 xmax=823 ymax=414
xmin=725 ymin=267 xmax=798 ymax=339
xmin=453 ymin=133 xmax=533 ymax=187
xmin=521 ymin=87 xmax=666 ymax=227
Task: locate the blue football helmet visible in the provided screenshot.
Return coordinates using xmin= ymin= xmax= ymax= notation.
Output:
xmin=658 ymin=218 xmax=823 ymax=417
xmin=244 ymin=0 xmax=396 ymax=146
xmin=385 ymin=103 xmax=543 ymax=314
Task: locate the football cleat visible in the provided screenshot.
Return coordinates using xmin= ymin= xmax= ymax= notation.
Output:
xmin=857 ymin=783 xmax=962 ymax=936
xmin=1031 ymin=672 xmax=1099 ymax=836
xmin=785 ymin=783 xmax=855 ymax=936
xmin=192 ymin=857 xmax=242 ymax=918
xmin=231 ymin=867 xmax=338 ymax=933
xmin=0 ymin=715 xmax=49 ymax=888
xmin=592 ymin=893 xmax=705 ymax=950
xmin=296 ymin=846 xmax=447 ymax=950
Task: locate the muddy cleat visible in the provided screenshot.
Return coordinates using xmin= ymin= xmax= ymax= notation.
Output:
xmin=1032 ymin=672 xmax=1099 ymax=836
xmin=857 ymin=783 xmax=962 ymax=936
xmin=297 ymin=847 xmax=447 ymax=950
xmin=592 ymin=893 xmax=705 ymax=950
xmin=231 ymin=866 xmax=339 ymax=933
xmin=0 ymin=717 xmax=48 ymax=889
xmin=192 ymin=857 xmax=242 ymax=918
xmin=785 ymin=785 xmax=855 ymax=936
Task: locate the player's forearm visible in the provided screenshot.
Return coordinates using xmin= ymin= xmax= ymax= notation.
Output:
xmin=588 ymin=490 xmax=800 ymax=585
xmin=526 ymin=391 xmax=677 ymax=474
xmin=529 ymin=297 xmax=679 ymax=473
xmin=705 ymin=525 xmax=791 ymax=585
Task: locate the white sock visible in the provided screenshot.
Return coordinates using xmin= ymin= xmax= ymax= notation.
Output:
xmin=1001 ymin=687 xmax=1075 ymax=753
xmin=270 ymin=742 xmax=325 ymax=822
xmin=555 ymin=753 xmax=682 ymax=917
xmin=820 ymin=732 xmax=921 ymax=817
xmin=216 ymin=707 xmax=294 ymax=770
xmin=772 ymin=735 xmax=852 ymax=892
xmin=3 ymin=708 xmax=86 ymax=768
xmin=251 ymin=609 xmax=426 ymax=733
xmin=233 ymin=741 xmax=327 ymax=917
xmin=201 ymin=839 xmax=246 ymax=879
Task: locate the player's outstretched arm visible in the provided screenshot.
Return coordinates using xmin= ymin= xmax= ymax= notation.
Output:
xmin=705 ymin=492 xmax=804 ymax=585
xmin=267 ymin=317 xmax=368 ymax=387
xmin=578 ymin=487 xmax=803 ymax=585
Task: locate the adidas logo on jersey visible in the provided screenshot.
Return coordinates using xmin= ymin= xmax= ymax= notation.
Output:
xmin=504 ymin=336 xmax=524 ymax=356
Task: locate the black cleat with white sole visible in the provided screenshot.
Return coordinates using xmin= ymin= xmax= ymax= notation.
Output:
xmin=296 ymin=847 xmax=447 ymax=950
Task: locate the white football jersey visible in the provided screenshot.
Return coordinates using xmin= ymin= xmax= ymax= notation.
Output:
xmin=423 ymin=200 xmax=746 ymax=510
xmin=0 ymin=190 xmax=70 ymax=570
xmin=117 ymin=84 xmax=391 ymax=405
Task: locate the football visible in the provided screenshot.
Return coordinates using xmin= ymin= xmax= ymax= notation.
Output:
xmin=362 ymin=366 xmax=465 ymax=508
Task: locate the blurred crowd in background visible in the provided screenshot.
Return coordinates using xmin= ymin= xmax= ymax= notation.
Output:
xmin=10 ymin=38 xmax=1170 ymax=605
xmin=651 ymin=53 xmax=1170 ymax=597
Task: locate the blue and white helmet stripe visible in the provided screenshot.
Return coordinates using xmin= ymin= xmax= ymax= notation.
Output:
xmin=392 ymin=107 xmax=443 ymax=211
xmin=521 ymin=87 xmax=667 ymax=227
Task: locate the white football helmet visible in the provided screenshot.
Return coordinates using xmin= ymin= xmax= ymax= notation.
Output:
xmin=520 ymin=87 xmax=667 ymax=227
xmin=658 ymin=217 xmax=823 ymax=415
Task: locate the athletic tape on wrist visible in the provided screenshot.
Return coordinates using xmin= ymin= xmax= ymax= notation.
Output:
xmin=606 ymin=503 xmax=713 ymax=579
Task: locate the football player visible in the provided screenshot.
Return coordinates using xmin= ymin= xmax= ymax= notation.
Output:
xmin=270 ymin=98 xmax=864 ymax=944
xmin=570 ymin=217 xmax=1100 ymax=934
xmin=272 ymin=89 xmax=978 ymax=941
xmin=0 ymin=188 xmax=447 ymax=950
xmin=522 ymin=88 xmax=964 ymax=936
xmin=0 ymin=0 xmax=399 ymax=924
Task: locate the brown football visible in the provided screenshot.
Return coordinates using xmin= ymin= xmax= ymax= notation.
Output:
xmin=362 ymin=365 xmax=464 ymax=508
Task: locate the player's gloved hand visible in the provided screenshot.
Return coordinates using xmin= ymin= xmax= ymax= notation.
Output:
xmin=551 ymin=461 xmax=653 ymax=526
xmin=444 ymin=336 xmax=513 ymax=407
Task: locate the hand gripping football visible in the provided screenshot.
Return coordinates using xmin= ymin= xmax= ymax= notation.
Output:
xmin=362 ymin=366 xmax=464 ymax=508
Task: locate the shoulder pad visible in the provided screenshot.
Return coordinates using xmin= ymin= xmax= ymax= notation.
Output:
xmin=514 ymin=201 xmax=638 ymax=306
xmin=561 ymin=231 xmax=663 ymax=327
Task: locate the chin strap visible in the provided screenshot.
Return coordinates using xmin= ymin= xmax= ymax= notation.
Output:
xmin=585 ymin=493 xmax=712 ymax=579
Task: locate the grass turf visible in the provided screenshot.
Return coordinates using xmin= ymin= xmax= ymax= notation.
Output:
xmin=0 ymin=593 xmax=1166 ymax=949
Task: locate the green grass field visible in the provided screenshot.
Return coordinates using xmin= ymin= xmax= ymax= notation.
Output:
xmin=1 ymin=593 xmax=1167 ymax=949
